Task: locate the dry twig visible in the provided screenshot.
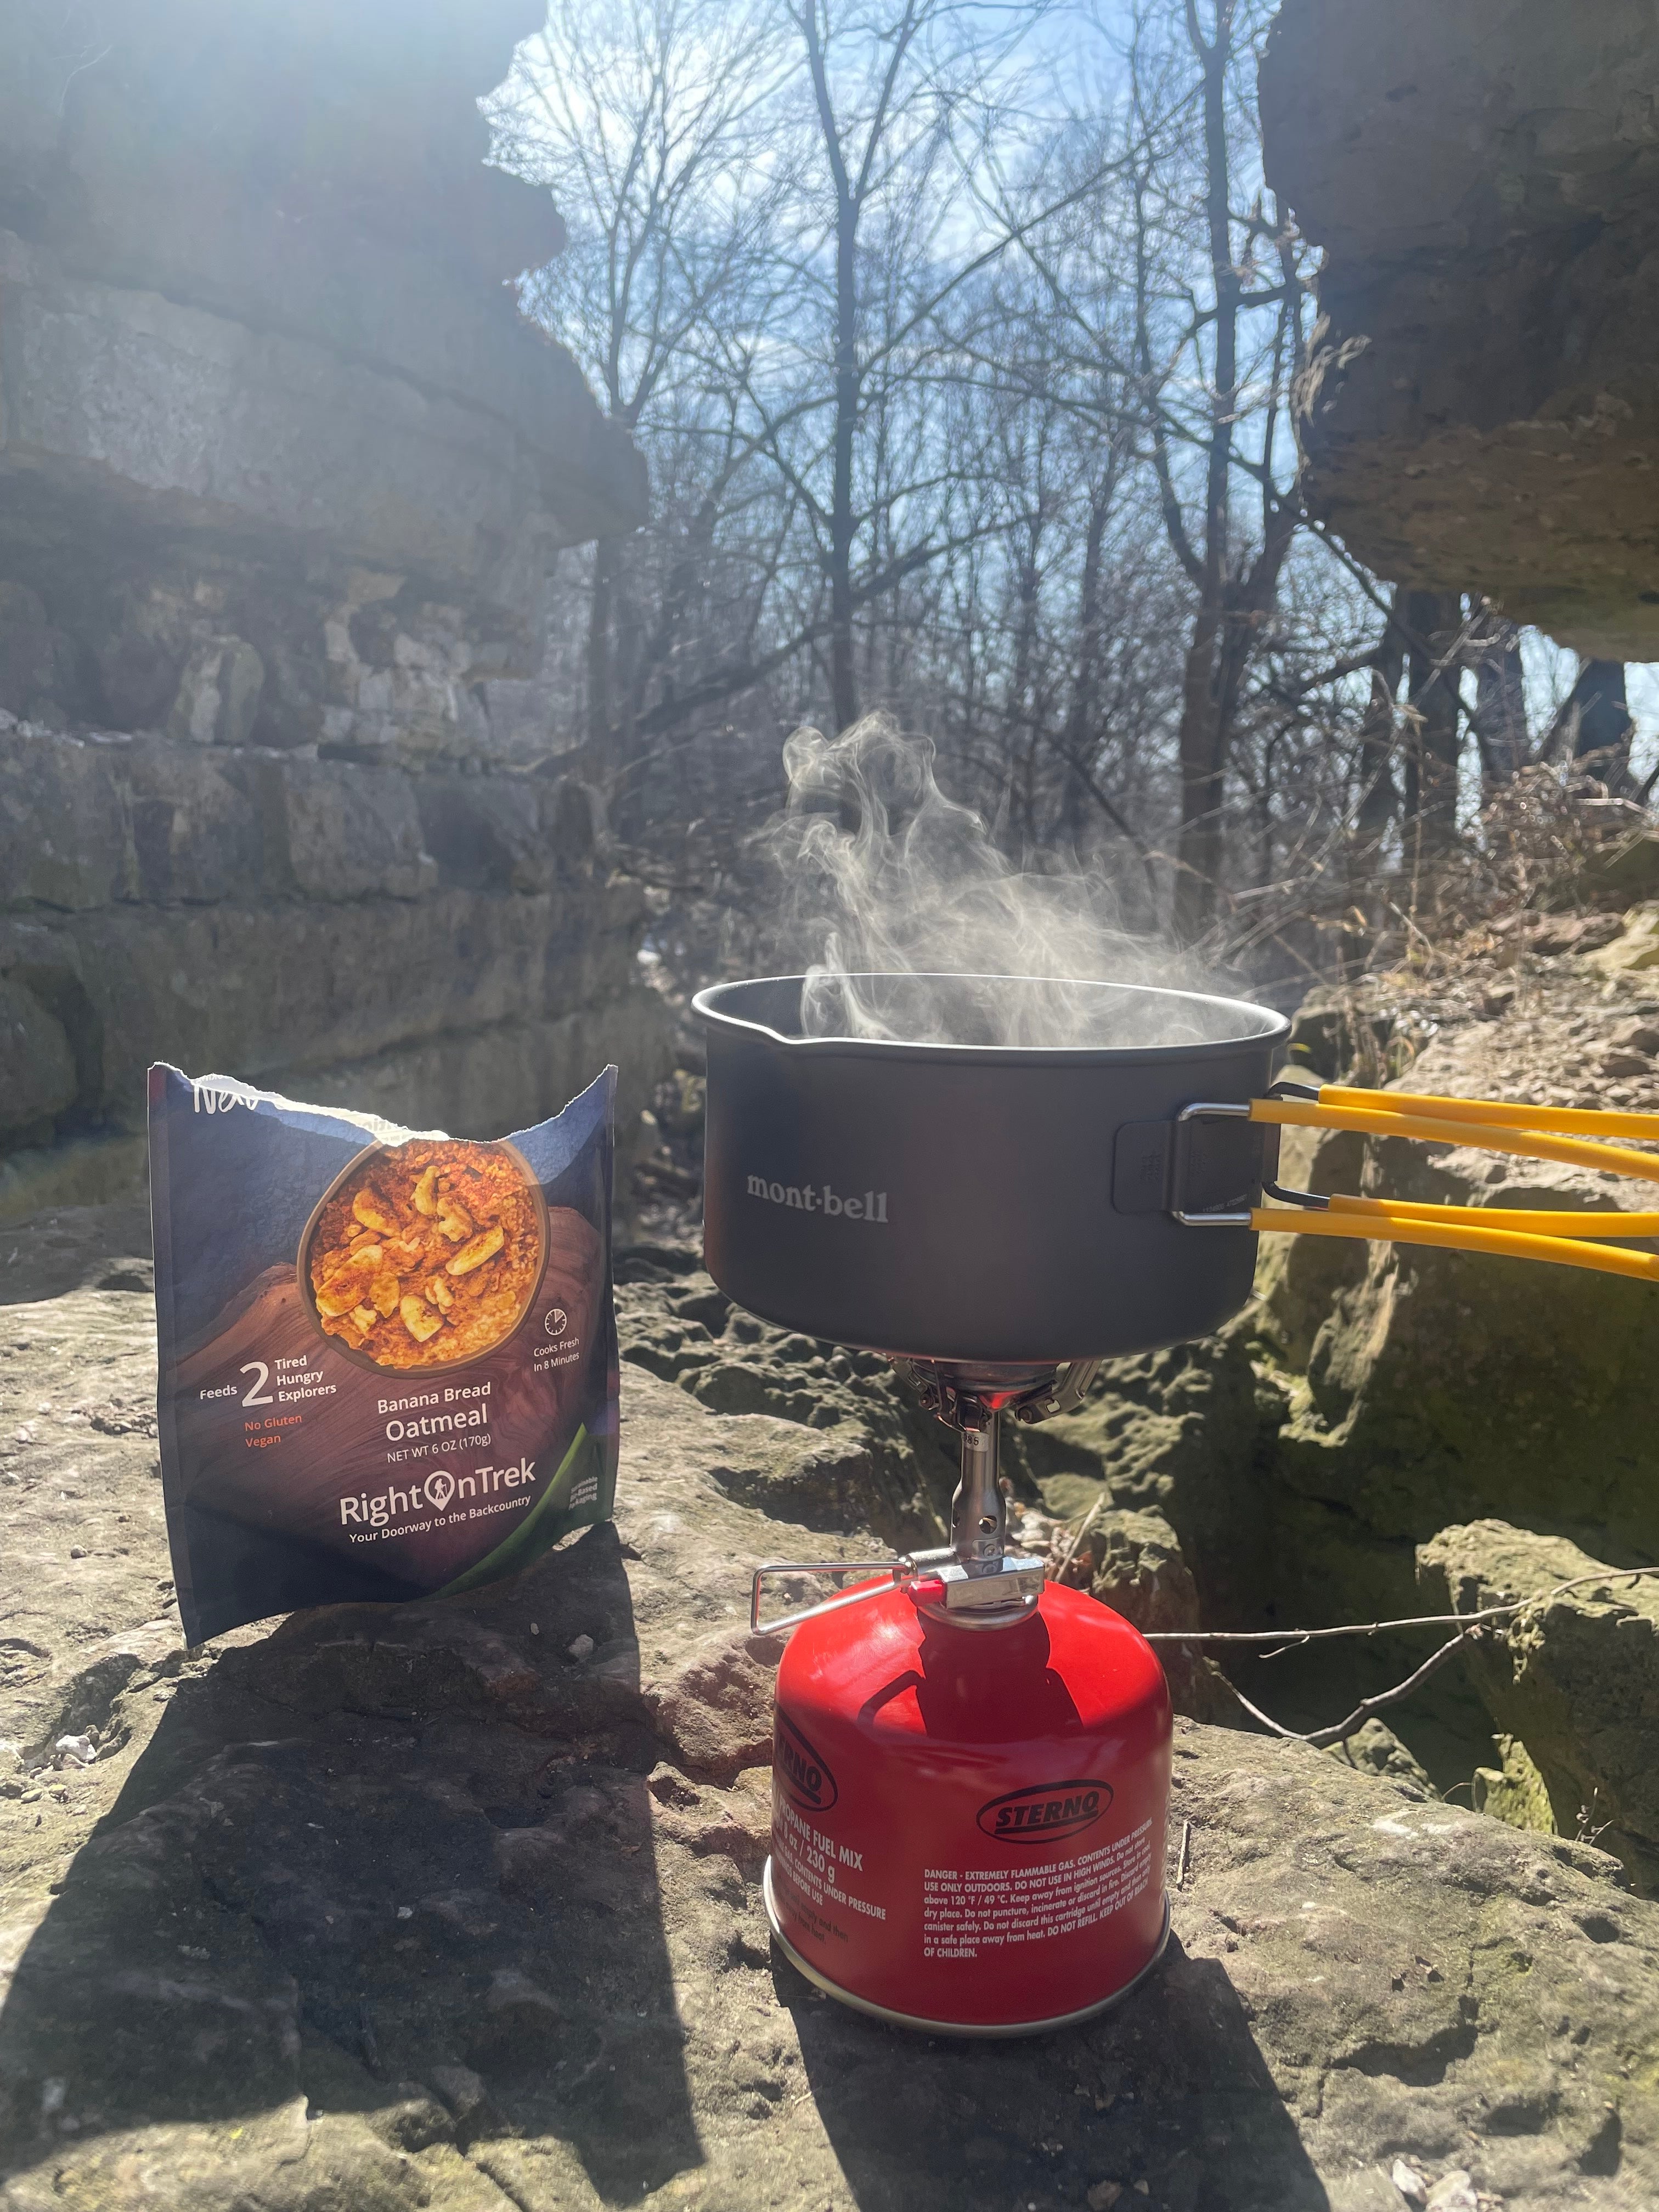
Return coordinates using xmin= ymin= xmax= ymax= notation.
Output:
xmin=1052 ymin=1493 xmax=1108 ymax=1584
xmin=1219 ymin=1628 xmax=1476 ymax=1750
xmin=1139 ymin=1566 xmax=1659 ymax=1750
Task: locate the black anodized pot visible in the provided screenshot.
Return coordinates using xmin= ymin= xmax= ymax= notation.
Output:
xmin=693 ymin=972 xmax=1289 ymax=1364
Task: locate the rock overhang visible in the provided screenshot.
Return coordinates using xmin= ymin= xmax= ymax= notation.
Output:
xmin=1260 ymin=0 xmax=1659 ymax=656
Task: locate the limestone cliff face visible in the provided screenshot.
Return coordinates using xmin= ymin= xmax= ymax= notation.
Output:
xmin=0 ymin=0 xmax=646 ymax=751
xmin=0 ymin=726 xmax=673 ymax=1221
xmin=1260 ymin=0 xmax=1659 ymax=656
xmin=0 ymin=3 xmax=668 ymax=1216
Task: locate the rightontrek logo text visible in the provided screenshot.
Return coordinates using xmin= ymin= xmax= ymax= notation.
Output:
xmin=746 ymin=1176 xmax=888 ymax=1222
xmin=339 ymin=1457 xmax=535 ymax=1528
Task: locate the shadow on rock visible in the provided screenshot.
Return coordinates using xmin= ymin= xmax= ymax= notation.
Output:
xmin=780 ymin=1934 xmax=1328 ymax=2212
xmin=0 ymin=1522 xmax=703 ymax=2203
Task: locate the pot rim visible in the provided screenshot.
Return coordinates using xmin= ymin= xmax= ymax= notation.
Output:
xmin=692 ymin=970 xmax=1289 ymax=1065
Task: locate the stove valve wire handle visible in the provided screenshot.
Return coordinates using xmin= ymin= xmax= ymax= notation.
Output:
xmin=750 ymin=1555 xmax=950 ymax=1638
xmin=1177 ymin=1087 xmax=1659 ymax=1287
xmin=749 ymin=1371 xmax=1096 ymax=1637
xmin=751 ymin=1548 xmax=1042 ymax=1636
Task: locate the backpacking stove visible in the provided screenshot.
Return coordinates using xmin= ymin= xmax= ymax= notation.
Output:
xmin=693 ymin=972 xmax=1289 ymax=2035
xmin=751 ymin=1358 xmax=1173 ymax=2035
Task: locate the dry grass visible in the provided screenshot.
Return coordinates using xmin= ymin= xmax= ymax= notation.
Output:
xmin=1220 ymin=766 xmax=1653 ymax=1011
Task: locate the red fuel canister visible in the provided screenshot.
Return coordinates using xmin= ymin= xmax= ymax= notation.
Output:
xmin=764 ymin=1576 xmax=1172 ymax=2034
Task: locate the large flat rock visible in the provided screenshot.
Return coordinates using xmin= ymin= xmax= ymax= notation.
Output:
xmin=1 ymin=1212 xmax=1656 ymax=2209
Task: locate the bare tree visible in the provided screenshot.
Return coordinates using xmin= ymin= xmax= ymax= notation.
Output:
xmin=1355 ymin=587 xmax=1406 ymax=841
xmin=1128 ymin=0 xmax=1308 ymax=942
xmin=1468 ymin=608 xmax=1530 ymax=787
xmin=723 ymin=0 xmax=1092 ymax=734
xmin=1547 ymin=657 xmax=1635 ymax=792
xmin=486 ymin=0 xmax=789 ymax=755
xmin=1400 ymin=589 xmax=1463 ymax=854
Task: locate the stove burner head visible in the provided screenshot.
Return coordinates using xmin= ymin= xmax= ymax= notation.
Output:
xmin=889 ymin=1356 xmax=1099 ymax=1427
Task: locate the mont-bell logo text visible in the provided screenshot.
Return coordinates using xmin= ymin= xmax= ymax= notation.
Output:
xmin=977 ymin=1779 xmax=1111 ymax=1843
xmin=775 ymin=1712 xmax=838 ymax=1811
xmin=746 ymin=1175 xmax=888 ymax=1223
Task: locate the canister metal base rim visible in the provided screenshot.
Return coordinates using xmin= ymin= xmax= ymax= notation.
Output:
xmin=761 ymin=1859 xmax=1172 ymax=2038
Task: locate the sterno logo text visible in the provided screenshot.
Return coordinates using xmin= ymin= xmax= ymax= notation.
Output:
xmin=775 ymin=1711 xmax=838 ymax=1810
xmin=746 ymin=1176 xmax=888 ymax=1223
xmin=977 ymin=1779 xmax=1111 ymax=1842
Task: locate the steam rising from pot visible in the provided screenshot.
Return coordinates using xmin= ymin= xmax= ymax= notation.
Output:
xmin=765 ymin=714 xmax=1224 ymax=1049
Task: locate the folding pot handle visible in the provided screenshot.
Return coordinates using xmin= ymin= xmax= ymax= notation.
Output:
xmin=1110 ymin=1101 xmax=1282 ymax=1224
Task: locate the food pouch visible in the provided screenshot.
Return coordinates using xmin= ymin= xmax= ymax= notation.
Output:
xmin=148 ymin=1063 xmax=617 ymax=1644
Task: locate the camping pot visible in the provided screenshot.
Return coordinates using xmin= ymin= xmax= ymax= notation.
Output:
xmin=693 ymin=972 xmax=1289 ymax=1363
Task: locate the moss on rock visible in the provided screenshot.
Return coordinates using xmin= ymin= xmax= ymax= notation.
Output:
xmin=1418 ymin=1519 xmax=1659 ymax=1892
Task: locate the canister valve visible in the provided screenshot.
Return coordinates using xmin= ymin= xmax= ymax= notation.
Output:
xmin=750 ymin=1385 xmax=1049 ymax=1637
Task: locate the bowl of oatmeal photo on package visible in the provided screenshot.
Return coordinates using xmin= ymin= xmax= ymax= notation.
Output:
xmin=298 ymin=1137 xmax=549 ymax=1373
